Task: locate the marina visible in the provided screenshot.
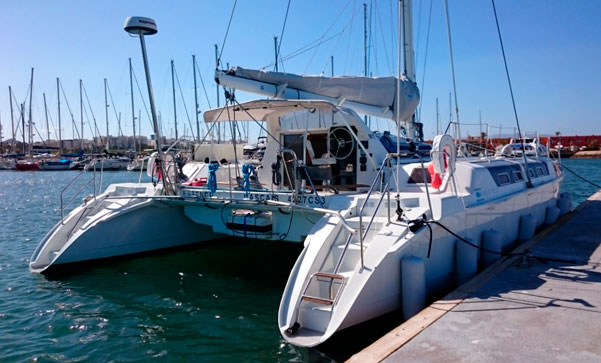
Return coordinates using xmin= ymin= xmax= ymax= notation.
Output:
xmin=1 ymin=0 xmax=600 ymax=361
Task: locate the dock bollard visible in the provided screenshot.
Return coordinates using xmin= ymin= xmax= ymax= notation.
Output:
xmin=401 ymin=256 xmax=425 ymax=321
xmin=456 ymin=238 xmax=480 ymax=285
xmin=519 ymin=214 xmax=537 ymax=243
xmin=482 ymin=230 xmax=502 ymax=268
xmin=545 ymin=205 xmax=560 ymax=225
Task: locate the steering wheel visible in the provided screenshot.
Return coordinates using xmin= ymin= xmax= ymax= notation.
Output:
xmin=329 ymin=127 xmax=355 ymax=160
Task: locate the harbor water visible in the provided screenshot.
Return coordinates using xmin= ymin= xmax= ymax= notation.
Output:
xmin=1 ymin=159 xmax=600 ymax=361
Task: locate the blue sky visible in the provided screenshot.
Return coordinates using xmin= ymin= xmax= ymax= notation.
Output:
xmin=0 ymin=0 xmax=600 ymax=143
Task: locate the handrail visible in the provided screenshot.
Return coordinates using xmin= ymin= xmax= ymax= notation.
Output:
xmin=356 ymin=155 xmax=393 ymax=269
xmin=60 ymin=165 xmax=97 ymax=224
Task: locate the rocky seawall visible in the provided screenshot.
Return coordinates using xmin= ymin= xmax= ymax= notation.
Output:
xmin=572 ymin=150 xmax=601 ymax=158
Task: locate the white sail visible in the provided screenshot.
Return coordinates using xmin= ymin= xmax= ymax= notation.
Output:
xmin=215 ymin=67 xmax=420 ymax=122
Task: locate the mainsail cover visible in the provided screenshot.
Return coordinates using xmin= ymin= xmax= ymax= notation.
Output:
xmin=217 ymin=67 xmax=420 ymax=122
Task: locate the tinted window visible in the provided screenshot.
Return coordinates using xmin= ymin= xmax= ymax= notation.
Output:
xmin=407 ymin=168 xmax=432 ymax=184
xmin=497 ymin=173 xmax=510 ymax=185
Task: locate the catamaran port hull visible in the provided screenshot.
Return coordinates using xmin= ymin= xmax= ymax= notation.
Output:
xmin=30 ymin=183 xmax=224 ymax=274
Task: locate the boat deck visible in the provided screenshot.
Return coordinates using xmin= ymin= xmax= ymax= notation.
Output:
xmin=350 ymin=189 xmax=601 ymax=362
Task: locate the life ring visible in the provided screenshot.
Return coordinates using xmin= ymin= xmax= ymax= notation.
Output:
xmin=429 ymin=134 xmax=456 ymax=189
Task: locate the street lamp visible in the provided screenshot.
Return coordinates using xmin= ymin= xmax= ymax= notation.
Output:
xmin=124 ymin=16 xmax=172 ymax=194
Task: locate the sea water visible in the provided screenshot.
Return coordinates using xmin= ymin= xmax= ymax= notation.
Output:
xmin=0 ymin=159 xmax=600 ymax=361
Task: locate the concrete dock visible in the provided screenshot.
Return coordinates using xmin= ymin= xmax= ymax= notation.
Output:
xmin=350 ymin=190 xmax=601 ymax=362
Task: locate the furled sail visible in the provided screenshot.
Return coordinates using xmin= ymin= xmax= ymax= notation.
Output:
xmin=215 ymin=67 xmax=420 ymax=122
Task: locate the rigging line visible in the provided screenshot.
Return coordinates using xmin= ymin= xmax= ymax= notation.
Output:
xmin=343 ymin=0 xmax=357 ymax=74
xmin=59 ymin=81 xmax=81 ymax=140
xmin=443 ymin=0 xmax=462 ymax=146
xmin=417 ymin=0 xmax=433 ymax=124
xmin=303 ymin=0 xmax=354 ymax=74
xmin=195 ymin=61 xmax=212 ymax=109
xmin=82 ymin=101 xmax=98 ymax=145
xmin=174 ymin=66 xmax=196 ymax=140
xmin=320 ymin=3 xmax=364 ymax=75
xmin=415 ymin=0 xmax=423 ymax=69
xmin=373 ymin=1 xmax=392 ymax=74
xmin=217 ymin=0 xmax=238 ymax=67
xmin=561 ymin=163 xmax=601 ymax=189
xmin=106 ymin=82 xmax=123 ymax=135
xmin=491 ymin=0 xmax=532 ymax=186
xmin=231 ymin=99 xmax=283 ymax=148
xmin=263 ymin=32 xmax=344 ymax=70
xmin=131 ymin=68 xmax=154 ymax=130
xmin=276 ymin=0 xmax=292 ymax=71
xmin=81 ymin=83 xmax=103 ymax=145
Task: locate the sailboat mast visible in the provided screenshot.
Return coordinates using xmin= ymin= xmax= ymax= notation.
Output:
xmin=29 ymin=68 xmax=34 ymax=155
xmin=9 ymin=86 xmax=15 ymax=153
xmin=171 ymin=59 xmax=178 ymax=141
xmin=57 ymin=78 xmax=62 ymax=154
xmin=436 ymin=97 xmax=439 ymax=134
xmin=79 ymin=79 xmax=83 ymax=150
xmin=214 ymin=44 xmax=221 ymax=143
xmin=21 ymin=103 xmax=26 ymax=154
xmin=401 ymin=0 xmax=416 ymax=142
xmin=104 ymin=78 xmax=109 ymax=151
xmin=43 ymin=93 xmax=50 ymax=145
xmin=192 ymin=55 xmax=200 ymax=142
xmin=274 ymin=37 xmax=279 ymax=72
xmin=129 ymin=58 xmax=137 ymax=153
xmin=363 ymin=3 xmax=369 ymax=127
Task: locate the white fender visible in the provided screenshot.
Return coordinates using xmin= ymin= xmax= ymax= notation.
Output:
xmin=431 ymin=134 xmax=456 ymax=175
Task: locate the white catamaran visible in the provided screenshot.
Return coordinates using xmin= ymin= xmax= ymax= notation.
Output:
xmin=30 ymin=6 xmax=570 ymax=348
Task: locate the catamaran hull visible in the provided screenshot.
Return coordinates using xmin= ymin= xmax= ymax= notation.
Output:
xmin=30 ymin=188 xmax=223 ymax=274
xmin=279 ymin=178 xmax=562 ymax=347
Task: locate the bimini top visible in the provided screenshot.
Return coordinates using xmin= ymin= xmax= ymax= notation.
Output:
xmin=203 ymin=99 xmax=340 ymax=123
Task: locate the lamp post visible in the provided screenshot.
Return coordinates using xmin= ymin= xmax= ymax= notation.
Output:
xmin=124 ymin=16 xmax=172 ymax=194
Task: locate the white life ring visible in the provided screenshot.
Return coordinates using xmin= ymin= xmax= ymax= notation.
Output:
xmin=431 ymin=134 xmax=456 ymax=175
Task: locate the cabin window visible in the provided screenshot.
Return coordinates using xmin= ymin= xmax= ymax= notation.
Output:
xmin=407 ymin=168 xmax=432 ymax=184
xmin=528 ymin=169 xmax=535 ymax=178
xmin=513 ymin=170 xmax=523 ymax=181
xmin=497 ymin=173 xmax=511 ymax=185
xmin=536 ymin=167 xmax=544 ymax=177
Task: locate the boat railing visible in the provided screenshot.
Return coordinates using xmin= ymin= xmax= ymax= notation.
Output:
xmin=333 ymin=155 xmax=392 ymax=271
xmin=60 ymin=163 xmax=97 ymax=225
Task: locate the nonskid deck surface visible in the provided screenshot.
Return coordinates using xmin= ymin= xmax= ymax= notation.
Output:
xmin=352 ymin=189 xmax=601 ymax=363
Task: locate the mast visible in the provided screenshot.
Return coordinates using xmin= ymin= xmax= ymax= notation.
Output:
xmin=79 ymin=79 xmax=83 ymax=150
xmin=331 ymin=56 xmax=334 ymax=76
xmin=214 ymin=44 xmax=221 ymax=143
xmin=57 ymin=78 xmax=62 ymax=154
xmin=29 ymin=68 xmax=34 ymax=155
xmin=401 ymin=0 xmax=417 ymax=142
xmin=43 ymin=93 xmax=50 ymax=145
xmin=192 ymin=54 xmax=200 ymax=142
xmin=274 ymin=36 xmax=279 ymax=72
xmin=363 ymin=2 xmax=369 ymax=127
xmin=21 ymin=103 xmax=26 ymax=154
xmin=104 ymin=78 xmax=109 ymax=151
xmin=436 ymin=97 xmax=439 ymax=134
xmin=9 ymin=86 xmax=15 ymax=153
xmin=171 ymin=59 xmax=178 ymax=141
xmin=129 ymin=58 xmax=137 ymax=153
